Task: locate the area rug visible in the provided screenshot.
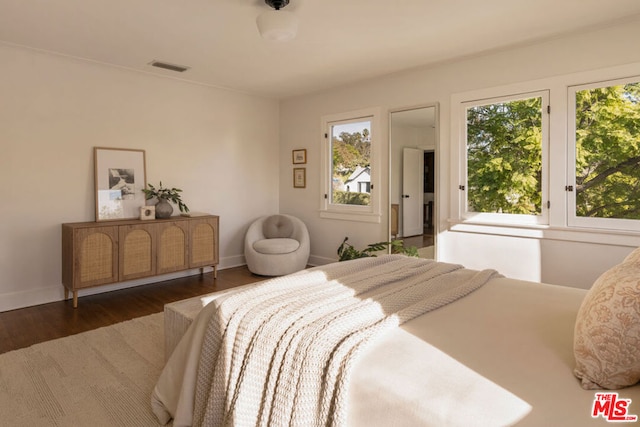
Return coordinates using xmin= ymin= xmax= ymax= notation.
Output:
xmin=418 ymin=245 xmax=434 ymax=259
xmin=0 ymin=313 xmax=171 ymax=426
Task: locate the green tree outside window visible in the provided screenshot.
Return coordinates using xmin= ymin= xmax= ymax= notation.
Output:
xmin=575 ymin=82 xmax=640 ymax=219
xmin=466 ymin=97 xmax=543 ymax=215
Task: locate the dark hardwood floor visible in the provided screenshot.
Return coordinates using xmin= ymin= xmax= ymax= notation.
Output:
xmin=397 ymin=225 xmax=435 ymax=249
xmin=0 ymin=266 xmax=263 ymax=354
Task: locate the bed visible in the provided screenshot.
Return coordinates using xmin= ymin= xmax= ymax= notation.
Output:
xmin=151 ymin=254 xmax=640 ymax=426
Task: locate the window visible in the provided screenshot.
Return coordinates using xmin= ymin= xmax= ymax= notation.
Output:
xmin=320 ymin=108 xmax=381 ymax=222
xmin=451 ymin=66 xmax=640 ymax=240
xmin=330 ymin=119 xmax=371 ymax=206
xmin=568 ymin=77 xmax=640 ymax=231
xmin=461 ymin=91 xmax=549 ymax=225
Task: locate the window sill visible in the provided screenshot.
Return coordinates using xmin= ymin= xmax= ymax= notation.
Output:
xmin=320 ymin=210 xmax=381 ymax=223
xmin=448 ymin=219 xmax=640 ymax=247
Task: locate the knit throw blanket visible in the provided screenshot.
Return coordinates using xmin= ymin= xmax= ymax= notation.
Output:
xmin=192 ymin=255 xmax=500 ymax=427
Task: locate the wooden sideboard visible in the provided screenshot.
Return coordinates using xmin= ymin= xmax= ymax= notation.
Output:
xmin=62 ymin=215 xmax=219 ymax=308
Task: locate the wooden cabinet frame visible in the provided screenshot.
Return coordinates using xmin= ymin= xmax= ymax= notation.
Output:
xmin=62 ymin=215 xmax=218 ymax=308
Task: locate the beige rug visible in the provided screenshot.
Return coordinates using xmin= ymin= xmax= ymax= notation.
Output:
xmin=418 ymin=245 xmax=434 ymax=259
xmin=0 ymin=313 xmax=170 ymax=426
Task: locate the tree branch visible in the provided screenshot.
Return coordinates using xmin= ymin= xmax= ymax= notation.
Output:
xmin=576 ymin=155 xmax=640 ymax=193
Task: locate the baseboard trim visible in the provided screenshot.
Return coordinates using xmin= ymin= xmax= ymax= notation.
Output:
xmin=308 ymin=254 xmax=336 ymax=267
xmin=0 ymin=254 xmax=249 ymax=313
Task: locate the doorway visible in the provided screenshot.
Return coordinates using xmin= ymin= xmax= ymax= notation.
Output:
xmin=400 ymin=150 xmax=434 ymax=249
xmin=389 ymin=105 xmax=437 ymax=258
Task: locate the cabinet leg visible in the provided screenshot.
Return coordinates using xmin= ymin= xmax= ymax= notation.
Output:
xmin=64 ymin=287 xmax=69 ymax=300
xmin=200 ymin=266 xmax=218 ymax=279
xmin=73 ymin=291 xmax=78 ymax=309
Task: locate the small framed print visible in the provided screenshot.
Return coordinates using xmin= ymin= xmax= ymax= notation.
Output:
xmin=293 ymin=168 xmax=306 ymax=188
xmin=140 ymin=205 xmax=155 ymax=220
xmin=292 ymin=149 xmax=307 ymax=164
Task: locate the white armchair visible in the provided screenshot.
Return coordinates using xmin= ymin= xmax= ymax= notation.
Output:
xmin=244 ymin=214 xmax=310 ymax=276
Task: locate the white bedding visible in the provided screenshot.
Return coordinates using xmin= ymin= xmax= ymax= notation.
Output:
xmin=153 ymin=257 xmax=640 ymax=427
xmin=349 ymin=276 xmax=640 ymax=426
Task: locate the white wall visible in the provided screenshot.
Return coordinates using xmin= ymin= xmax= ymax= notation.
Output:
xmin=0 ymin=43 xmax=280 ymax=311
xmin=5 ymin=19 xmax=640 ymax=312
xmin=279 ymin=18 xmax=640 ymax=288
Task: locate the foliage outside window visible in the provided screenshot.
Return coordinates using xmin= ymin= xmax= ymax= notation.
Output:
xmin=330 ymin=120 xmax=372 ymax=206
xmin=571 ymin=80 xmax=640 ymax=226
xmin=320 ymin=108 xmax=381 ymax=223
xmin=463 ymin=92 xmax=548 ymax=223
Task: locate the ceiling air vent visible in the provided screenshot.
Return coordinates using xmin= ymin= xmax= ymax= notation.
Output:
xmin=149 ymin=60 xmax=190 ymax=73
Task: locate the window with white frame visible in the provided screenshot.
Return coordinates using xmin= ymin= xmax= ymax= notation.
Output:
xmin=461 ymin=91 xmax=549 ymax=225
xmin=568 ymin=77 xmax=640 ymax=231
xmin=320 ymin=108 xmax=381 ymax=222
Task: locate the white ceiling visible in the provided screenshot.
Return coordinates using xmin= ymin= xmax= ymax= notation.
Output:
xmin=1 ymin=0 xmax=640 ymax=99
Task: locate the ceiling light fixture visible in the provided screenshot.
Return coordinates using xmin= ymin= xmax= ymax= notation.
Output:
xmin=256 ymin=0 xmax=298 ymax=42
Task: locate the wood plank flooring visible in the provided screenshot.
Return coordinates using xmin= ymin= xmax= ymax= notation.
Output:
xmin=0 ymin=266 xmax=264 ymax=354
xmin=396 ymin=226 xmax=434 ymax=250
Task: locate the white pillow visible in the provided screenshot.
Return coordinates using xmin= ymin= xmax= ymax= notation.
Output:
xmin=573 ymin=258 xmax=640 ymax=389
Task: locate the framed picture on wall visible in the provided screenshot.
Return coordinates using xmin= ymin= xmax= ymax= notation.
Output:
xmin=94 ymin=147 xmax=147 ymax=221
xmin=293 ymin=168 xmax=306 ymax=188
xmin=292 ymin=149 xmax=307 ymax=164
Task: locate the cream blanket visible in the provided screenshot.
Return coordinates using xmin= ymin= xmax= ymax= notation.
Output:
xmin=153 ymin=255 xmax=500 ymax=426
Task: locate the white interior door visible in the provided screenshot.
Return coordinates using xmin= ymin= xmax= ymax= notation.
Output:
xmin=402 ymin=147 xmax=424 ymax=237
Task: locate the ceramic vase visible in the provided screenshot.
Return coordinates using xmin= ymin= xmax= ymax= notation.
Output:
xmin=155 ymin=199 xmax=173 ymax=219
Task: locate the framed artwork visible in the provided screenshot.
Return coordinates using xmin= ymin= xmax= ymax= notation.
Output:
xmin=292 ymin=149 xmax=307 ymax=164
xmin=94 ymin=147 xmax=147 ymax=221
xmin=293 ymin=167 xmax=306 ymax=188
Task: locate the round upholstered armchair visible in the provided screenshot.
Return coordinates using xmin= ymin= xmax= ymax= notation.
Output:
xmin=244 ymin=214 xmax=310 ymax=276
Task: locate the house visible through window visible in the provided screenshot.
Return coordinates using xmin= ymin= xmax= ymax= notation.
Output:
xmin=320 ymin=108 xmax=381 ymax=223
xmin=330 ymin=120 xmax=372 ymax=206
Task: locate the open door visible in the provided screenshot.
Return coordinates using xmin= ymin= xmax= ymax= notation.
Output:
xmin=402 ymin=147 xmax=424 ymax=237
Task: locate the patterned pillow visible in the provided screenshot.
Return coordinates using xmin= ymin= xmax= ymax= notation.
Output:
xmin=623 ymin=246 xmax=640 ymax=264
xmin=573 ymin=259 xmax=640 ymax=389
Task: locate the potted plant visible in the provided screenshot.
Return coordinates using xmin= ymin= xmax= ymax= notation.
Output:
xmin=337 ymin=237 xmax=418 ymax=261
xmin=142 ymin=182 xmax=189 ymax=219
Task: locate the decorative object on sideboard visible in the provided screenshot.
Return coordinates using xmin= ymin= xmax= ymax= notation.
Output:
xmin=155 ymin=199 xmax=173 ymax=219
xmin=140 ymin=205 xmax=155 ymax=220
xmin=142 ymin=182 xmax=190 ymax=219
xmin=94 ymin=147 xmax=147 ymax=221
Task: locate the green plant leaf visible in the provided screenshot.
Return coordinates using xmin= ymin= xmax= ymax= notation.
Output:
xmin=141 ymin=181 xmax=190 ymax=213
xmin=337 ymin=236 xmax=418 ymax=261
